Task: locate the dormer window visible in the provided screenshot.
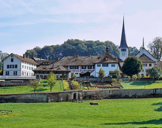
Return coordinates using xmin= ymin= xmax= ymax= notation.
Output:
xmin=11 ymin=58 xmax=14 ymax=62
xmin=105 ymin=57 xmax=108 ymax=61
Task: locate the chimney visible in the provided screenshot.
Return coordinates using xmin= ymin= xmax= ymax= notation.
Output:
xmin=77 ymin=54 xmax=79 ymax=57
xmin=74 ymin=54 xmax=76 ymax=57
xmin=106 ymin=47 xmax=109 ymax=53
xmin=58 ymin=58 xmax=60 ymax=60
xmin=27 ymin=55 xmax=29 ymax=58
xmin=23 ymin=54 xmax=26 ymax=58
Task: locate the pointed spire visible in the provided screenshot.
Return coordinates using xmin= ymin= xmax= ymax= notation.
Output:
xmin=143 ymin=37 xmax=145 ymax=48
xmin=119 ymin=16 xmax=128 ymax=48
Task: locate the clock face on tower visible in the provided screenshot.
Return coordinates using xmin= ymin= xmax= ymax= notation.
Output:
xmin=122 ymin=53 xmax=125 ymax=56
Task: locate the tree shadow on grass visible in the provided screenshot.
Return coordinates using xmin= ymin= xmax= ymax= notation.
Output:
xmin=152 ymin=102 xmax=162 ymax=112
xmin=130 ymin=81 xmax=153 ymax=86
xmin=36 ymin=88 xmax=48 ymax=92
xmin=100 ymin=118 xmax=162 ymax=126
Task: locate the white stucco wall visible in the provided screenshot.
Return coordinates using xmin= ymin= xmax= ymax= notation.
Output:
xmin=3 ymin=55 xmax=21 ymax=76
xmin=21 ymin=62 xmax=37 ymax=76
xmin=119 ymin=48 xmax=128 ymax=61
xmin=3 ymin=55 xmax=37 ymax=76
xmin=94 ymin=63 xmax=119 ymax=77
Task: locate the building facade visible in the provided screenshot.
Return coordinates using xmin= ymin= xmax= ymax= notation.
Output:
xmin=136 ymin=39 xmax=157 ymax=76
xmin=3 ymin=54 xmax=37 ymax=77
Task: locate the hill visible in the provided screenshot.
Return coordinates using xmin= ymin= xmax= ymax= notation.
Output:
xmin=25 ymin=39 xmax=139 ymax=60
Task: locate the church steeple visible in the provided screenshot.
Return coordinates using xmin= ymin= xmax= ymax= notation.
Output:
xmin=143 ymin=37 xmax=144 ymax=48
xmin=119 ymin=16 xmax=129 ymax=61
xmin=119 ymin=17 xmax=128 ymax=48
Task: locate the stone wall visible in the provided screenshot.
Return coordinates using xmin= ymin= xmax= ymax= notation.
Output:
xmin=0 ymin=89 xmax=162 ymax=103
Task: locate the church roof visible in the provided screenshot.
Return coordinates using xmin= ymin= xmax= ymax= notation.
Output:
xmin=139 ymin=54 xmax=156 ymax=63
xmin=119 ymin=17 xmax=128 ymax=48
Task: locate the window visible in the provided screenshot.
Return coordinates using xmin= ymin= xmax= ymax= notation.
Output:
xmin=97 ymin=64 xmax=101 ymax=67
xmin=10 ymin=65 xmax=14 ymax=68
xmin=13 ymin=71 xmax=17 ymax=76
xmin=22 ymin=71 xmax=24 ymax=76
xmin=15 ymin=65 xmax=17 ymax=68
xmin=11 ymin=58 xmax=14 ymax=62
xmin=111 ymin=64 xmax=115 ymax=67
xmin=6 ymin=71 xmax=9 ymax=75
xmin=102 ymin=64 xmax=108 ymax=67
xmin=7 ymin=65 xmax=10 ymax=68
xmin=70 ymin=66 xmax=79 ymax=69
xmin=142 ymin=69 xmax=144 ymax=72
xmin=143 ymin=64 xmax=147 ymax=67
xmin=121 ymin=49 xmax=126 ymax=51
xmin=105 ymin=57 xmax=108 ymax=61
xmin=88 ymin=66 xmax=92 ymax=69
xmin=149 ymin=64 xmax=152 ymax=67
xmin=64 ymin=66 xmax=68 ymax=69
xmin=81 ymin=66 xmax=86 ymax=69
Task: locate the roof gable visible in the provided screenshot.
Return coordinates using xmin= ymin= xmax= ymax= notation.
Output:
xmin=139 ymin=54 xmax=156 ymax=63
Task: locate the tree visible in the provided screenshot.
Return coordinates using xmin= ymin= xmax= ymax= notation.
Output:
xmin=147 ymin=66 xmax=162 ymax=80
xmin=47 ymin=72 xmax=57 ymax=92
xmin=98 ymin=68 xmax=105 ymax=82
xmin=122 ymin=56 xmax=143 ymax=77
xmin=148 ymin=37 xmax=162 ymax=61
xmin=29 ymin=79 xmax=41 ymax=92
xmin=72 ymin=74 xmax=77 ymax=80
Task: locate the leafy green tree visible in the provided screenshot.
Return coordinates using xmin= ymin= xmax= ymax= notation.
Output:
xmin=72 ymin=74 xmax=77 ymax=80
xmin=148 ymin=37 xmax=162 ymax=61
xmin=24 ymin=39 xmax=139 ymax=60
xmin=29 ymin=79 xmax=41 ymax=92
xmin=98 ymin=68 xmax=105 ymax=82
xmin=122 ymin=56 xmax=143 ymax=77
xmin=147 ymin=66 xmax=162 ymax=80
xmin=47 ymin=72 xmax=57 ymax=92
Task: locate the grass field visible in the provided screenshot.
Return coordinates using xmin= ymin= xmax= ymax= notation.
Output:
xmin=121 ymin=80 xmax=162 ymax=89
xmin=0 ymin=98 xmax=162 ymax=128
xmin=0 ymin=80 xmax=64 ymax=94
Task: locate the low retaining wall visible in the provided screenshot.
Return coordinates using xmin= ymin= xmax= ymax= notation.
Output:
xmin=0 ymin=88 xmax=162 ymax=103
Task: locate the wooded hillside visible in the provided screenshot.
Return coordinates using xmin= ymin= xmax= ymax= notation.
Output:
xmin=25 ymin=39 xmax=139 ymax=60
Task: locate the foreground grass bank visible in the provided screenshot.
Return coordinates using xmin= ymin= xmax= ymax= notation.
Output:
xmin=0 ymin=98 xmax=162 ymax=128
xmin=0 ymin=80 xmax=63 ymax=94
xmin=121 ymin=80 xmax=162 ymax=89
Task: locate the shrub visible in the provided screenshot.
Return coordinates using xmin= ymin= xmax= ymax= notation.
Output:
xmin=72 ymin=74 xmax=77 ymax=79
xmin=109 ymin=69 xmax=121 ymax=78
xmin=132 ymin=75 xmax=138 ymax=81
xmin=63 ymin=80 xmax=69 ymax=90
xmin=72 ymin=81 xmax=80 ymax=89
xmin=112 ymin=78 xmax=117 ymax=83
xmin=119 ymin=79 xmax=123 ymax=83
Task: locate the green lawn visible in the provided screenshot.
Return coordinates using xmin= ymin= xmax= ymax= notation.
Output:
xmin=0 ymin=98 xmax=162 ymax=128
xmin=0 ymin=80 xmax=64 ymax=94
xmin=121 ymin=80 xmax=162 ymax=89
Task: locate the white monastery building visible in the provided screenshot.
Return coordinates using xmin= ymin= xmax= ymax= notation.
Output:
xmin=3 ymin=54 xmax=37 ymax=77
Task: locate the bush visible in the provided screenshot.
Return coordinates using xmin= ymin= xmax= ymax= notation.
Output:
xmin=63 ymin=80 xmax=69 ymax=90
xmin=72 ymin=81 xmax=80 ymax=89
xmin=72 ymin=74 xmax=77 ymax=79
xmin=132 ymin=75 xmax=138 ymax=81
xmin=112 ymin=78 xmax=117 ymax=83
xmin=109 ymin=69 xmax=121 ymax=78
xmin=118 ymin=79 xmax=123 ymax=83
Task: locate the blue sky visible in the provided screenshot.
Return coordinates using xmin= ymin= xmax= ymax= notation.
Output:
xmin=0 ymin=0 xmax=162 ymax=55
